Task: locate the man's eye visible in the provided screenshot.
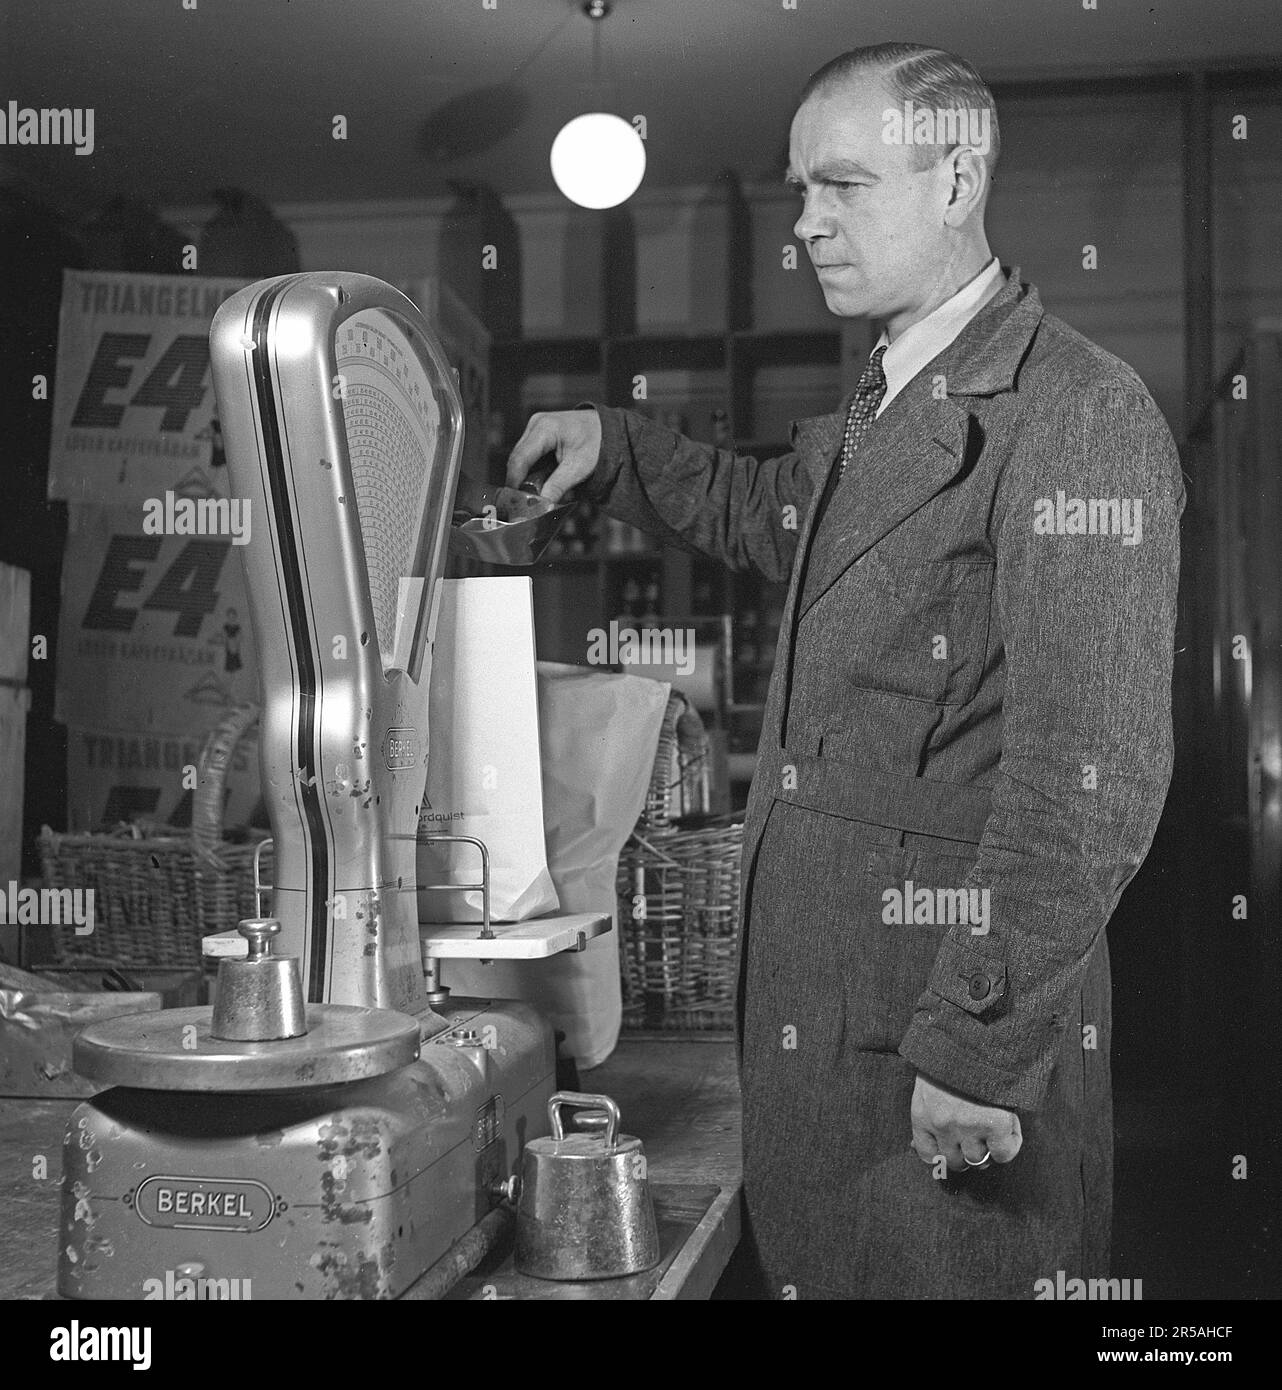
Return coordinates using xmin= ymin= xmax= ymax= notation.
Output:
xmin=790 ymin=181 xmax=861 ymax=196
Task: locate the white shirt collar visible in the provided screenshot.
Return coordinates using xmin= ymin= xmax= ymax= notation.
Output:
xmin=873 ymin=257 xmax=1005 ymax=415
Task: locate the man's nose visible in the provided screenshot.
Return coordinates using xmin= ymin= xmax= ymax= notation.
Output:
xmin=793 ymin=194 xmax=834 ymax=245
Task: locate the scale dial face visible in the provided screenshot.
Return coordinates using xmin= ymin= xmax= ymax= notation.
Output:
xmin=335 ymin=309 xmax=443 ymax=670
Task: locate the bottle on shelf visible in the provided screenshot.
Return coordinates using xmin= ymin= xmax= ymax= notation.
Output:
xmin=639 ymin=579 xmax=661 ymax=628
xmin=558 ymin=514 xmax=579 ymax=557
xmin=581 ymin=502 xmax=601 ymax=558
xmin=737 ymin=607 xmax=759 ymax=668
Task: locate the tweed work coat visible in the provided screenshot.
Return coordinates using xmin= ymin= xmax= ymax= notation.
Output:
xmin=582 ymin=270 xmax=1184 ymax=1299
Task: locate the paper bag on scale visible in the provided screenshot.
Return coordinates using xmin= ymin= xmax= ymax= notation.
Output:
xmin=417 ymin=577 xmax=559 ymax=923
xmin=447 ymin=662 xmax=670 ymax=1068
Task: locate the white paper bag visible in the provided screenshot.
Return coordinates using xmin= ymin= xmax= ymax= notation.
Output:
xmin=442 ymin=662 xmax=670 ymax=1067
xmin=417 ymin=578 xmax=558 ymax=923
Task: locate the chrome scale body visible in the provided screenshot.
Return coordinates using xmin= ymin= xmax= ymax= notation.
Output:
xmin=213 ymin=273 xmax=449 ymax=1012
xmin=57 ymin=274 xmax=554 ymax=1299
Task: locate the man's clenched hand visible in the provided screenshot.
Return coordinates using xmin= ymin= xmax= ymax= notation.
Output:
xmin=910 ymin=1072 xmax=1023 ymax=1172
xmin=506 ymin=409 xmax=603 ymax=502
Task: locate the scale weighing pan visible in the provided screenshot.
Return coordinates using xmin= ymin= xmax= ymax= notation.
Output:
xmin=449 ymin=468 xmax=572 ymax=566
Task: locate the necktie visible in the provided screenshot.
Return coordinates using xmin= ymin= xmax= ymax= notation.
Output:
xmin=804 ymin=344 xmax=889 ymax=546
xmin=836 ymin=343 xmax=887 ymax=483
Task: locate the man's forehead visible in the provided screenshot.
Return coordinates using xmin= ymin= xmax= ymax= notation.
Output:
xmin=787 ymin=81 xmax=912 ymax=179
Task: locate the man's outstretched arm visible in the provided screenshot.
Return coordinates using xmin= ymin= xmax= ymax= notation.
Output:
xmin=507 ymin=404 xmax=816 ymax=583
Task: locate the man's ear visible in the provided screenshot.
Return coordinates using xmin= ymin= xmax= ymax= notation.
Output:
xmin=944 ymin=147 xmax=989 ymax=225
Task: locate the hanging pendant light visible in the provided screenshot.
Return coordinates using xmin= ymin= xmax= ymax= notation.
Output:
xmin=550 ymin=1 xmax=645 ymax=209
xmin=551 ymin=111 xmax=645 ymax=209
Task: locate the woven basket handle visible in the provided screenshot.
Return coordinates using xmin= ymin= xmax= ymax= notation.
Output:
xmin=191 ymin=701 xmax=260 ymax=861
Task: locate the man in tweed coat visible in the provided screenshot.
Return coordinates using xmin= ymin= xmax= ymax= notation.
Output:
xmin=508 ymin=43 xmax=1184 ymax=1298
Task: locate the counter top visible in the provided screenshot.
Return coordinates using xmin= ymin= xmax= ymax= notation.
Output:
xmin=0 ymin=1036 xmax=741 ymax=1301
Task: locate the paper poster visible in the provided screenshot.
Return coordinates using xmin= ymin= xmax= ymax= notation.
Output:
xmin=64 ymin=721 xmax=262 ymax=833
xmin=48 ymin=270 xmax=248 ymax=506
xmin=54 ymin=502 xmax=259 ymax=735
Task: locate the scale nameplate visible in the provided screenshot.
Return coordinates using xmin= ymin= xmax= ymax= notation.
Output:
xmin=134 ymin=1175 xmax=277 ymax=1233
xmin=383 ymin=726 xmax=420 ymax=770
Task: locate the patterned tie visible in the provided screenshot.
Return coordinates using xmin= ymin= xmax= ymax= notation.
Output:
xmin=836 ymin=343 xmax=888 ymax=483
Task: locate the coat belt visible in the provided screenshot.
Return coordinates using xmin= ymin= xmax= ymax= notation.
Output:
xmin=757 ymin=741 xmax=993 ymax=846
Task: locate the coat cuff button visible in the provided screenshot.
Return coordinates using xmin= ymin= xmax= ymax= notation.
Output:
xmin=967 ymin=975 xmax=992 ymax=1001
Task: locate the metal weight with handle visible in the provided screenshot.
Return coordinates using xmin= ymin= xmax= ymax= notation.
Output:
xmin=514 ymin=1091 xmax=661 ymax=1281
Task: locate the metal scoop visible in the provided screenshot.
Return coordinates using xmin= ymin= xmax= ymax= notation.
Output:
xmin=449 ymin=456 xmax=573 ymax=566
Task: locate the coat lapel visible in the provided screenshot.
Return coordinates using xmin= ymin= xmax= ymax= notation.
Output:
xmin=793 ymin=271 xmax=1045 ymax=619
xmin=762 ymin=404 xmax=855 ymax=686
xmin=799 ymin=396 xmax=972 ymax=615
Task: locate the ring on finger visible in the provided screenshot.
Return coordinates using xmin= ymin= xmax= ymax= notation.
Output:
xmin=964 ymin=1150 xmax=992 ymax=1169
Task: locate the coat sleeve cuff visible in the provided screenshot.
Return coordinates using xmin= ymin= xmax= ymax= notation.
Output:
xmin=898 ymin=1017 xmax=1049 ymax=1113
xmin=898 ymin=929 xmax=1056 ymax=1112
xmin=571 ymin=400 xmax=626 ymax=503
xmin=897 ymin=919 xmax=1059 ymax=1111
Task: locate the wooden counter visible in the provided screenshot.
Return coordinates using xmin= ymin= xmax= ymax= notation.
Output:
xmin=0 ymin=1036 xmax=741 ymax=1301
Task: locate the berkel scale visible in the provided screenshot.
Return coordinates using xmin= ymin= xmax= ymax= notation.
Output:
xmin=58 ymin=272 xmax=608 ymax=1299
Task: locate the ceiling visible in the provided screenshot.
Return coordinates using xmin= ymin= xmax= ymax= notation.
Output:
xmin=3 ymin=0 xmax=1280 ymax=214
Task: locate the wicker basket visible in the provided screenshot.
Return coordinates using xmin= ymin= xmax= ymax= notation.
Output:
xmin=616 ymin=816 xmax=743 ymax=1032
xmin=639 ymin=693 xmax=713 ymax=829
xmin=39 ymin=703 xmax=272 ymax=972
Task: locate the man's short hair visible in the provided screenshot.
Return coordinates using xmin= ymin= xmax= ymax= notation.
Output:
xmin=799 ymin=42 xmax=1000 ymax=179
